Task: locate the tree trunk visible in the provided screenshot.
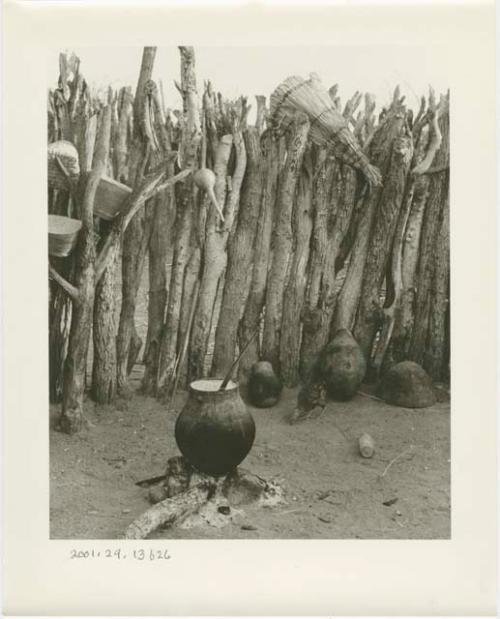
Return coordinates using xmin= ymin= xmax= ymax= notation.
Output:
xmin=60 ymin=105 xmax=111 ymax=433
xmin=116 ymin=46 xmax=157 ymax=397
xmin=408 ymin=173 xmax=446 ymax=367
xmin=425 ymin=173 xmax=449 ymax=380
xmin=91 ymin=91 xmax=133 ymax=403
xmin=238 ymin=132 xmax=279 ymax=381
xmin=300 ymin=158 xmax=357 ymax=378
xmin=332 ymin=100 xmax=406 ymax=333
xmin=116 ymin=198 xmax=154 ymax=396
xmin=157 ymin=46 xmax=201 ymax=397
xmin=48 ymin=55 xmax=83 ymax=402
xmin=91 ymin=221 xmax=118 ymax=403
xmin=261 ymin=113 xmax=310 ymax=372
xmin=177 ymin=244 xmax=201 ymax=389
xmin=212 ymin=127 xmax=262 ymax=377
xmin=141 ymin=189 xmax=174 ymax=394
xmin=353 ymin=127 xmax=413 ymax=360
xmin=188 ymin=132 xmax=241 ymax=381
xmin=279 ymin=147 xmax=313 ymax=386
xmin=49 ymin=191 xmax=72 ymax=403
xmin=157 ymin=181 xmax=197 ymax=396
xmin=409 ymin=105 xmax=450 ymax=373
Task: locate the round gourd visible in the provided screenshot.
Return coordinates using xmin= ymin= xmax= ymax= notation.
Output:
xmin=193 ymin=168 xmax=225 ymax=222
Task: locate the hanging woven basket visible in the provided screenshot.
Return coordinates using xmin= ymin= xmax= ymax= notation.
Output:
xmin=48 ymin=214 xmax=82 ymax=257
xmin=47 ymin=140 xmax=80 ymax=190
xmin=270 ymin=74 xmax=382 ymax=186
xmin=93 ymin=176 xmax=133 ymax=220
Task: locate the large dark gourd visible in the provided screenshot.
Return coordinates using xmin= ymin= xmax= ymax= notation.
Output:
xmin=318 ymin=329 xmax=366 ymax=400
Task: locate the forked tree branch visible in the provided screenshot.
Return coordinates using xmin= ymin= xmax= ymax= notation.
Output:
xmin=94 ymin=168 xmax=192 ymax=282
xmin=49 ymin=264 xmax=80 ymax=302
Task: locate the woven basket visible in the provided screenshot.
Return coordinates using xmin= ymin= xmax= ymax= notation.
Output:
xmin=94 ymin=176 xmax=132 ymax=220
xmin=48 ymin=214 xmax=82 ymax=257
xmin=48 ymin=140 xmax=80 ymax=190
xmin=270 ymin=74 xmax=382 ymax=186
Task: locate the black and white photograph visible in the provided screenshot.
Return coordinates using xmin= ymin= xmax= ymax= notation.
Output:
xmin=3 ymin=0 xmax=497 ymax=614
xmin=47 ymin=45 xmax=451 ymax=541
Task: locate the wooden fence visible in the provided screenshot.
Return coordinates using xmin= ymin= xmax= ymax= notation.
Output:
xmin=48 ymin=47 xmax=450 ymax=433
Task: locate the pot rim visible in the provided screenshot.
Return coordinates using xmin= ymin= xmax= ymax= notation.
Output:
xmin=189 ymin=378 xmax=238 ymax=393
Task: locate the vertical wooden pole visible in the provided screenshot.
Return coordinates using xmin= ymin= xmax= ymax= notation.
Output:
xmin=261 ymin=113 xmax=310 ymax=372
xmin=238 ymin=131 xmax=279 ymax=381
xmin=211 ymin=126 xmax=262 ymax=377
xmin=60 ymin=105 xmax=112 ymax=433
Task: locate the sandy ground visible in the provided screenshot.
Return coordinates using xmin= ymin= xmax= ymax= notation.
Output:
xmin=50 ymin=383 xmax=450 ymax=540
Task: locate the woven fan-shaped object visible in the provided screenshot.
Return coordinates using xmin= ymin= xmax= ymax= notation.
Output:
xmin=270 ymin=74 xmax=381 ymax=186
xmin=48 ymin=140 xmax=80 ymax=190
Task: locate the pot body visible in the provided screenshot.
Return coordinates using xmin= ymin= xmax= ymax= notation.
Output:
xmin=248 ymin=361 xmax=282 ymax=408
xmin=175 ymin=379 xmax=256 ymax=476
xmin=319 ymin=328 xmax=366 ymax=400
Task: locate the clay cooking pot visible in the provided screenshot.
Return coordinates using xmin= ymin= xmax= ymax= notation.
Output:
xmin=175 ymin=379 xmax=256 ymax=477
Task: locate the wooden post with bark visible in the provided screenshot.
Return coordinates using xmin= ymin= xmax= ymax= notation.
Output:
xmin=157 ymin=46 xmax=202 ymax=398
xmin=212 ymin=123 xmax=263 ymax=377
xmin=261 ymin=113 xmax=310 ymax=372
xmin=116 ymin=47 xmax=157 ymax=397
xmin=238 ymin=129 xmax=279 ymax=381
xmin=54 ymin=104 xmax=112 ymax=433
xmin=332 ymin=90 xmax=407 ymax=334
xmin=278 ymin=146 xmax=314 ymax=386
xmin=353 ymin=121 xmax=414 ymax=361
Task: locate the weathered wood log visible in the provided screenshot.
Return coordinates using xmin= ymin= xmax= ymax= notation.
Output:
xmin=91 ymin=91 xmax=125 ymax=404
xmin=59 ymin=104 xmax=112 ymax=433
xmin=373 ymin=92 xmax=440 ymax=374
xmin=425 ymin=175 xmax=449 ymax=379
xmin=91 ymin=220 xmax=118 ymax=404
xmin=261 ymin=113 xmax=310 ymax=372
xmin=238 ymin=131 xmax=279 ymax=381
xmin=128 ymin=457 xmax=282 ymax=538
xmin=49 ymin=192 xmax=72 ymax=403
xmin=353 ymin=123 xmax=413 ymax=361
xmin=48 ymin=53 xmax=86 ymax=403
xmin=157 ymin=46 xmax=201 ymax=397
xmin=279 ymin=146 xmax=313 ymax=386
xmin=188 ymin=96 xmax=248 ymax=380
xmin=300 ymin=158 xmax=357 ymax=379
xmin=212 ymin=127 xmax=262 ymax=377
xmin=141 ymin=190 xmax=174 ymax=394
xmin=188 ymin=132 xmax=240 ymax=380
xmin=332 ymin=94 xmax=407 ymax=334
xmin=141 ymin=86 xmax=176 ymax=395
xmin=409 ymin=102 xmax=449 ymax=376
xmin=113 ymin=86 xmax=134 ymax=183
xmin=116 ymin=47 xmax=157 ymax=397
xmin=125 ymin=480 xmax=214 ymax=539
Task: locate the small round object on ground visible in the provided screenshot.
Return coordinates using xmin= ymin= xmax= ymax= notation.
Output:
xmin=247 ymin=361 xmax=282 ymax=408
xmin=358 ymin=433 xmax=375 ymax=458
xmin=377 ymin=361 xmax=436 ymax=408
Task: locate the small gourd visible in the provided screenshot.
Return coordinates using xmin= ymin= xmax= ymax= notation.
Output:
xmin=193 ymin=168 xmax=225 ymax=222
xmin=248 ymin=361 xmax=282 ymax=408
